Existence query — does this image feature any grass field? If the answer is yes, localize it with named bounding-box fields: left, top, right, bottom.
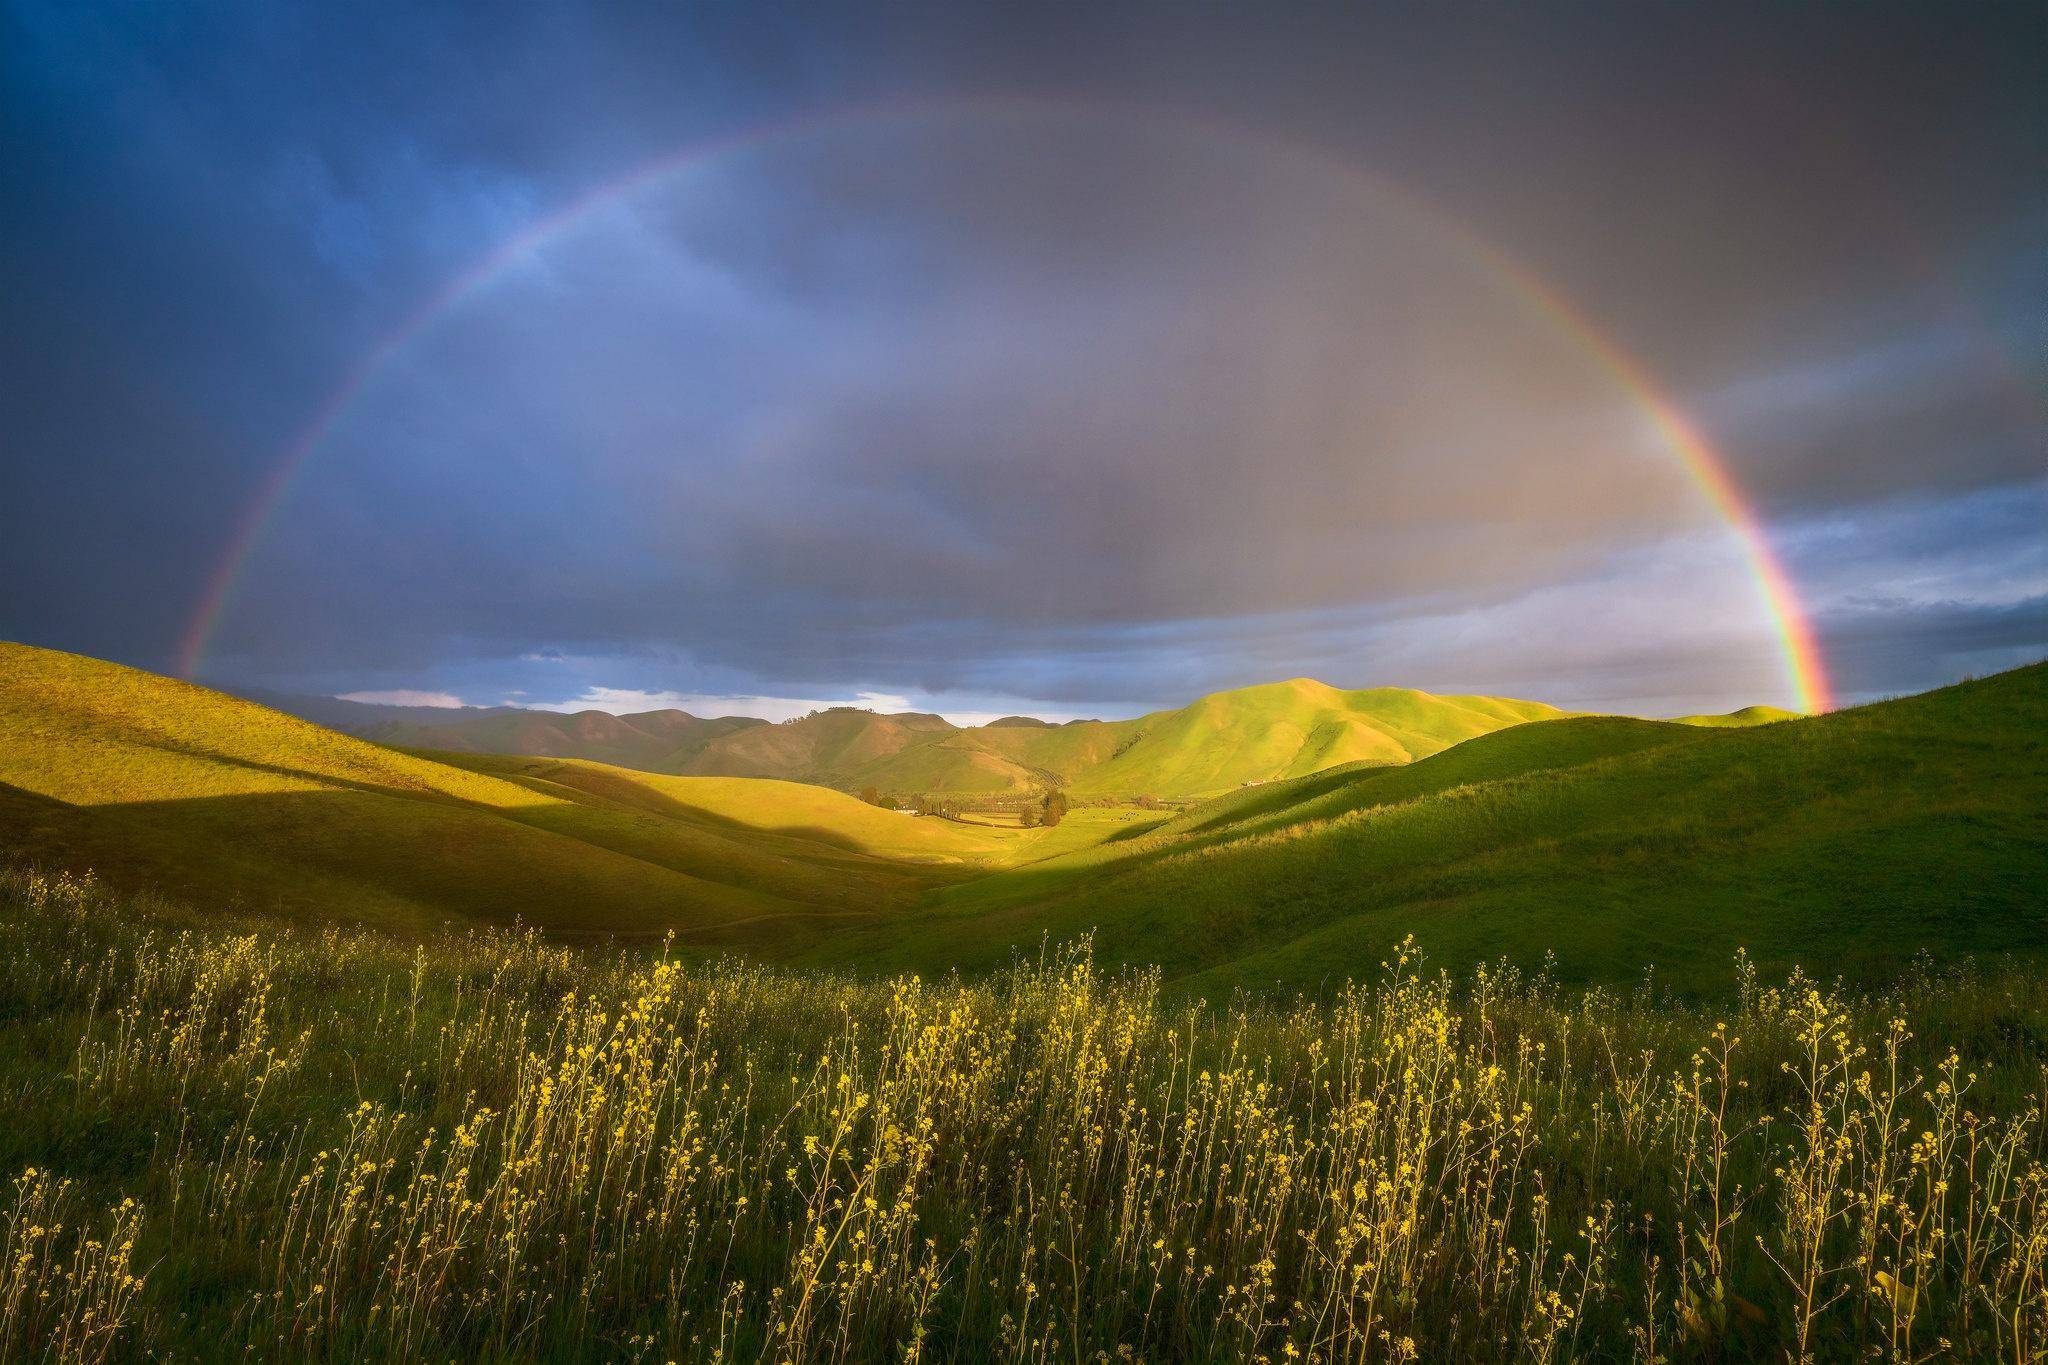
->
left=1, top=868, right=2042, bottom=1361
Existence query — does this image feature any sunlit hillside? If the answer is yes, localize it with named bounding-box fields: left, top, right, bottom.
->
left=1673, top=703, right=1803, bottom=727
left=793, top=678, right=1575, bottom=797
left=7, top=642, right=2039, bottom=995
left=824, top=665, right=2048, bottom=993
left=1056, top=679, right=1571, bottom=796
left=0, top=643, right=1105, bottom=944
left=349, top=675, right=1594, bottom=798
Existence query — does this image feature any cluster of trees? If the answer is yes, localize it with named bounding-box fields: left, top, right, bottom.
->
left=861, top=787, right=1160, bottom=823
left=1018, top=790, right=1069, bottom=828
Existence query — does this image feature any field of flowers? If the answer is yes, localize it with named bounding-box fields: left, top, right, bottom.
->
left=0, top=867, right=2042, bottom=1362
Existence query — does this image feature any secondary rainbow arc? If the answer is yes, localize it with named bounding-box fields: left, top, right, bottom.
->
left=176, top=98, right=1832, bottom=714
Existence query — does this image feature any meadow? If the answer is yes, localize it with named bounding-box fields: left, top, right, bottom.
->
left=3, top=867, right=2042, bottom=1362
left=824, top=665, right=2048, bottom=995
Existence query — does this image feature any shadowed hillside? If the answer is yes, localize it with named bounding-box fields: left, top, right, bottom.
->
left=378, top=706, right=764, bottom=769
left=682, top=706, right=956, bottom=781
left=816, top=665, right=2048, bottom=994
left=0, top=643, right=1067, bottom=944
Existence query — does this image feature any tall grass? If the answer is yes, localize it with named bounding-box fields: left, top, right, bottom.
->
left=0, top=868, right=2042, bottom=1361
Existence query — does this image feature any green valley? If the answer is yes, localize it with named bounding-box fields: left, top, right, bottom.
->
left=823, top=664, right=2047, bottom=993
left=4, top=640, right=2041, bottom=994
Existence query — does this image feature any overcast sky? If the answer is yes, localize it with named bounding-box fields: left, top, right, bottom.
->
left=3, top=1, right=2041, bottom=720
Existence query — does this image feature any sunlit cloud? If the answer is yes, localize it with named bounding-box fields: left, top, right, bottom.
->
left=525, top=686, right=880, bottom=723
left=335, top=689, right=467, bottom=708
left=519, top=685, right=1106, bottom=726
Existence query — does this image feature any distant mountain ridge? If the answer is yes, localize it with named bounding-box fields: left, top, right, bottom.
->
left=245, top=678, right=1788, bottom=800
left=233, top=688, right=770, bottom=774
left=376, top=707, right=767, bottom=772
left=233, top=688, right=532, bottom=731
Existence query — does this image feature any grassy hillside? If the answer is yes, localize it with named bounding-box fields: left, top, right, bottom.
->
left=682, top=707, right=956, bottom=781
left=7, top=641, right=2036, bottom=999
left=279, top=676, right=1590, bottom=799
left=1058, top=679, right=1569, bottom=796
left=0, top=643, right=1061, bottom=944
left=1673, top=703, right=1802, bottom=727
left=680, top=678, right=1578, bottom=798
left=376, top=707, right=764, bottom=769
left=430, top=754, right=1044, bottom=865
left=817, top=665, right=2048, bottom=994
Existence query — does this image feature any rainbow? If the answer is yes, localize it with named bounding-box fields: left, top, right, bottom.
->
left=1475, top=262, right=1834, bottom=716
left=177, top=99, right=1831, bottom=714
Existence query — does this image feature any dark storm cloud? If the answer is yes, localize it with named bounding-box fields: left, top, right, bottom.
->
left=1819, top=597, right=2047, bottom=703
left=1, top=0, right=803, bottom=660
left=203, top=116, right=1739, bottom=684
left=2, top=0, right=2041, bottom=715
left=1791, top=478, right=2048, bottom=702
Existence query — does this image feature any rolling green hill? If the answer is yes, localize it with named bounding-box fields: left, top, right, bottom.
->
left=1060, top=680, right=1570, bottom=796
left=1672, top=703, right=1802, bottom=727
left=289, top=677, right=1594, bottom=799
left=812, top=665, right=2048, bottom=994
left=7, top=641, right=2037, bottom=997
left=681, top=706, right=957, bottom=781
left=0, top=643, right=1070, bottom=946
left=676, top=678, right=1577, bottom=798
